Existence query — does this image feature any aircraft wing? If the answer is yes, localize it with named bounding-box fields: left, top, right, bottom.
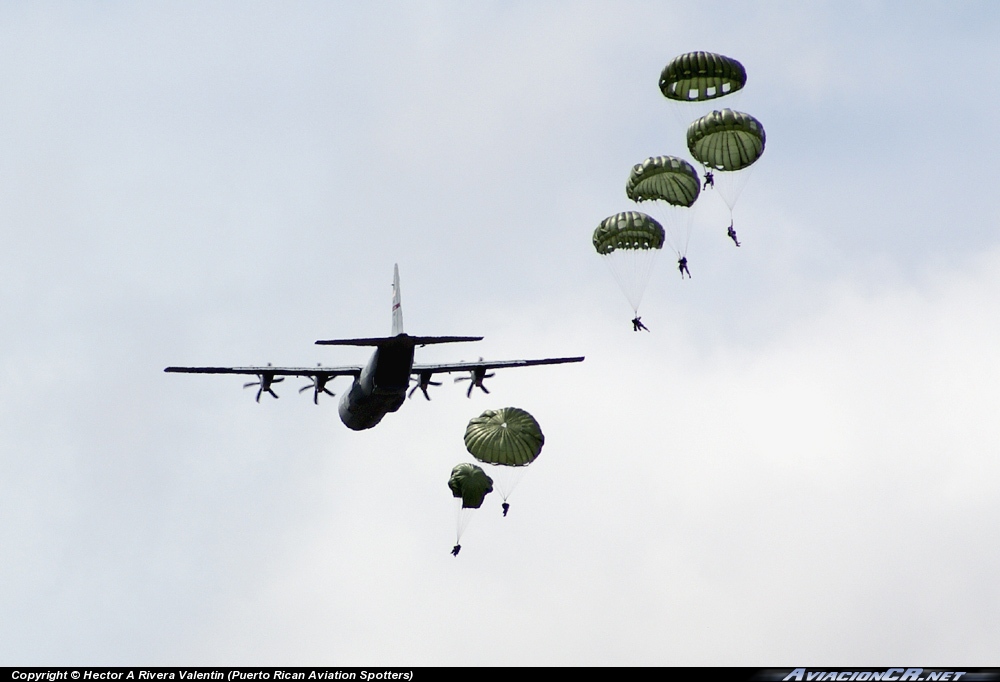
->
left=411, top=356, right=584, bottom=375
left=165, top=364, right=361, bottom=403
left=164, top=365, right=362, bottom=378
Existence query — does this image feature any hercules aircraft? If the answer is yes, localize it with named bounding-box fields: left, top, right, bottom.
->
left=165, top=265, right=584, bottom=431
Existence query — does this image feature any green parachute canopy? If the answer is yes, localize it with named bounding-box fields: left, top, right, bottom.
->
left=687, top=109, right=766, bottom=172
left=626, top=156, right=701, bottom=207
left=448, top=463, right=494, bottom=509
left=659, top=52, right=746, bottom=102
left=465, top=407, right=544, bottom=467
left=593, top=211, right=665, bottom=313
left=592, top=211, right=665, bottom=256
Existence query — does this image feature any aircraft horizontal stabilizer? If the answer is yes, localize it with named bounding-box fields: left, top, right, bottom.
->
left=315, top=334, right=483, bottom=347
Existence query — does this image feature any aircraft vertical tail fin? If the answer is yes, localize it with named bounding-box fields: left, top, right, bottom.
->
left=317, top=265, right=483, bottom=347
left=391, top=263, right=404, bottom=336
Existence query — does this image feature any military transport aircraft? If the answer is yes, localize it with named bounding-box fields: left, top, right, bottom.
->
left=165, top=265, right=584, bottom=431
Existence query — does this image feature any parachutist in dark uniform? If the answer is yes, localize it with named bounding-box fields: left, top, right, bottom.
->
left=678, top=256, right=691, bottom=279
left=727, top=222, right=741, bottom=247
left=502, top=502, right=510, bottom=517
left=703, top=170, right=714, bottom=190
left=451, top=544, right=461, bottom=556
left=631, top=316, right=649, bottom=332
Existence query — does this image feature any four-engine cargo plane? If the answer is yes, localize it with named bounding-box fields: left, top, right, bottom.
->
left=165, top=265, right=584, bottom=430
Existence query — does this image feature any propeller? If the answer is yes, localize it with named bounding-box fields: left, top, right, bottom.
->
left=299, top=366, right=336, bottom=405
left=408, top=370, right=442, bottom=400
left=243, top=364, right=284, bottom=402
left=454, top=359, right=495, bottom=398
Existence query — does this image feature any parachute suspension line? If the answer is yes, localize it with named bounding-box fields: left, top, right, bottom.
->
left=630, top=246, right=658, bottom=311
left=715, top=160, right=757, bottom=213
left=456, top=503, right=476, bottom=544
left=634, top=247, right=657, bottom=310
left=665, top=87, right=747, bottom=139
left=676, top=204, right=695, bottom=258
left=489, top=464, right=528, bottom=503
left=666, top=102, right=696, bottom=140
left=645, top=201, right=694, bottom=260
left=697, top=160, right=730, bottom=235
left=601, top=256, right=633, bottom=312
left=490, top=465, right=528, bottom=518
left=601, top=248, right=657, bottom=314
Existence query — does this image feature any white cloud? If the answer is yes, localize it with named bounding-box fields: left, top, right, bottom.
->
left=153, top=246, right=1000, bottom=664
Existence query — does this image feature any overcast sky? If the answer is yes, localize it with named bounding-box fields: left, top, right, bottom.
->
left=1, top=1, right=999, bottom=666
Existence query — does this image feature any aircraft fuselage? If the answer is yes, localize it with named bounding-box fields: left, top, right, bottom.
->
left=338, top=338, right=414, bottom=431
